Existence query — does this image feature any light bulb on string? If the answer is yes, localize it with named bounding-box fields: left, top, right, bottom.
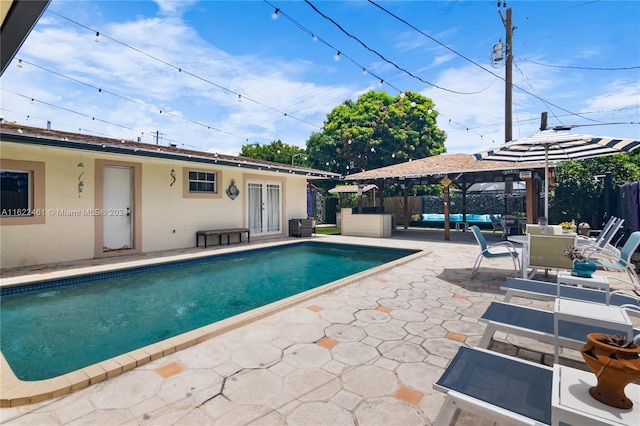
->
left=97, top=88, right=102, bottom=95
left=362, top=68, right=367, bottom=75
left=311, top=34, right=318, bottom=41
left=94, top=32, right=100, bottom=42
left=378, top=79, right=384, bottom=87
left=334, top=51, right=341, bottom=61
left=272, top=8, right=279, bottom=20
left=17, top=59, right=23, bottom=68
left=237, top=94, right=242, bottom=102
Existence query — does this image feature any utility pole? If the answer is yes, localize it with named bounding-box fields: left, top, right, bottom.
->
left=498, top=5, right=513, bottom=143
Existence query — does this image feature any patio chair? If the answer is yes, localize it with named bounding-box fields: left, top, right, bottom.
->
left=434, top=346, right=553, bottom=425
left=586, top=230, right=640, bottom=289
left=489, top=214, right=506, bottom=238
left=501, top=277, right=640, bottom=309
left=582, top=215, right=617, bottom=241
left=477, top=301, right=639, bottom=350
left=579, top=216, right=624, bottom=256
left=525, top=234, right=575, bottom=279
left=524, top=224, right=563, bottom=235
left=470, top=225, right=520, bottom=278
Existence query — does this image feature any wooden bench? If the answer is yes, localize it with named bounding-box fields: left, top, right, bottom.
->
left=196, top=228, right=250, bottom=248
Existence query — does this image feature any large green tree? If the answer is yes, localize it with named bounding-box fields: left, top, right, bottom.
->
left=239, top=140, right=306, bottom=165
left=551, top=151, right=640, bottom=227
left=306, top=91, right=446, bottom=174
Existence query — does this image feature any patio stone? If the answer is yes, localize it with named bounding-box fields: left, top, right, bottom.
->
left=283, top=368, right=339, bottom=401
left=330, top=342, right=379, bottom=366
left=354, top=397, right=424, bottom=425
left=229, top=342, right=282, bottom=368
left=223, top=369, right=281, bottom=405
left=364, top=323, right=407, bottom=340
left=378, top=341, right=428, bottom=363
left=283, top=344, right=332, bottom=368
left=341, top=365, right=398, bottom=397
left=286, top=401, right=354, bottom=425
left=88, top=371, right=162, bottom=409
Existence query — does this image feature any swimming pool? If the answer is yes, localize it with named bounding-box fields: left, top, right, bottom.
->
left=1, top=242, right=417, bottom=383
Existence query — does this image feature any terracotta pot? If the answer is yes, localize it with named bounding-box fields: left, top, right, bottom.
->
left=580, top=333, right=640, bottom=409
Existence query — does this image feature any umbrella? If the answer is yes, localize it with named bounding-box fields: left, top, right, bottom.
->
left=474, top=129, right=640, bottom=218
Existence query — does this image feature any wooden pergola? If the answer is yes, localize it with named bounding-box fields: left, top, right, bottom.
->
left=342, top=153, right=551, bottom=240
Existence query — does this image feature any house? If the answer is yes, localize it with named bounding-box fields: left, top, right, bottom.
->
left=0, top=123, right=339, bottom=269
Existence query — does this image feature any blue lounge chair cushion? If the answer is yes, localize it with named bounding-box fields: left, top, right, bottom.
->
left=435, top=346, right=552, bottom=424
left=501, top=278, right=640, bottom=306
left=481, top=302, right=638, bottom=343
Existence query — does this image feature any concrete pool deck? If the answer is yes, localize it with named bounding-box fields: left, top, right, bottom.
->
left=1, top=228, right=638, bottom=425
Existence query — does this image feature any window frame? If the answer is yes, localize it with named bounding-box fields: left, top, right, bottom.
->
left=0, top=159, right=46, bottom=225
left=182, top=167, right=221, bottom=199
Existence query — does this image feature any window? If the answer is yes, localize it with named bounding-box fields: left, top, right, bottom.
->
left=183, top=168, right=221, bottom=199
left=188, top=171, right=216, bottom=193
left=0, top=170, right=32, bottom=215
left=0, top=160, right=45, bottom=225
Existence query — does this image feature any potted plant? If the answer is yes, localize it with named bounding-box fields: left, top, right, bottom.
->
left=580, top=333, right=640, bottom=408
left=564, top=245, right=597, bottom=278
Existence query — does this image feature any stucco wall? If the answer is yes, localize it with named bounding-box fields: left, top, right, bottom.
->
left=0, top=142, right=311, bottom=268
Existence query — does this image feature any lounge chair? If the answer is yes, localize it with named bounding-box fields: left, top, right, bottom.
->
left=478, top=301, right=638, bottom=350
left=501, top=277, right=640, bottom=309
left=579, top=216, right=624, bottom=256
left=470, top=225, right=520, bottom=278
left=434, top=346, right=553, bottom=425
left=586, top=231, right=640, bottom=289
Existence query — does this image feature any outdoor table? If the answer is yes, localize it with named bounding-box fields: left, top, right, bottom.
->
left=552, top=364, right=640, bottom=425
left=553, top=298, right=633, bottom=364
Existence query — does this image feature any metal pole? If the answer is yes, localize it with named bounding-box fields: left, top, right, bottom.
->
left=505, top=7, right=513, bottom=143
left=544, top=145, right=549, bottom=219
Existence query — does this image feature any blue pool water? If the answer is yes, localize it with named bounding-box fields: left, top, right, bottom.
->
left=0, top=242, right=415, bottom=381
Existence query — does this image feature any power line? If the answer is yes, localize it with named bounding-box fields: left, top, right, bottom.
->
left=304, top=0, right=495, bottom=96
left=264, top=0, right=402, bottom=94
left=47, top=10, right=323, bottom=132
left=519, top=57, right=640, bottom=71
left=366, top=0, right=603, bottom=125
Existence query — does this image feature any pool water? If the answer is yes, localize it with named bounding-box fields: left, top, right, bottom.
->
left=1, top=242, right=415, bottom=381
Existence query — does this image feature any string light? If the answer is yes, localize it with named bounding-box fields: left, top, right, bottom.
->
left=362, top=68, right=367, bottom=75
left=334, top=51, right=341, bottom=61
left=97, top=88, right=102, bottom=95
left=17, top=59, right=23, bottom=68
left=378, top=79, right=384, bottom=87
left=238, top=94, right=242, bottom=102
left=271, top=8, right=279, bottom=20
left=94, top=31, right=100, bottom=42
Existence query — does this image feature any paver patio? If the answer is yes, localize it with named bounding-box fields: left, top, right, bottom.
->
left=1, top=229, right=637, bottom=425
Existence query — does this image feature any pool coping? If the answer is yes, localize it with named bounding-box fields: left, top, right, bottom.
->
left=0, top=240, right=431, bottom=407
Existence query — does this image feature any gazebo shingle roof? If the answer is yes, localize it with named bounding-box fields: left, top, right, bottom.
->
left=343, top=153, right=546, bottom=181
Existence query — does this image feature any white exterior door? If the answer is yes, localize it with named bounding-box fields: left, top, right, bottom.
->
left=247, top=181, right=281, bottom=236
left=103, top=165, right=133, bottom=251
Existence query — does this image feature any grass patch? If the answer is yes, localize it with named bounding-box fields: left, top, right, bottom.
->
left=315, top=226, right=341, bottom=235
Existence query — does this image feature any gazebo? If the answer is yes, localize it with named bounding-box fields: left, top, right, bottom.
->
left=342, top=153, right=549, bottom=239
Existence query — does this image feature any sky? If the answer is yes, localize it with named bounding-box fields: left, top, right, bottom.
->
left=1, top=0, right=639, bottom=157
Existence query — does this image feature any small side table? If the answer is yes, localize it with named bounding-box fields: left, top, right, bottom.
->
left=557, top=271, right=610, bottom=303
left=454, top=222, right=469, bottom=231
left=553, top=298, right=633, bottom=364
left=552, top=364, right=640, bottom=425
